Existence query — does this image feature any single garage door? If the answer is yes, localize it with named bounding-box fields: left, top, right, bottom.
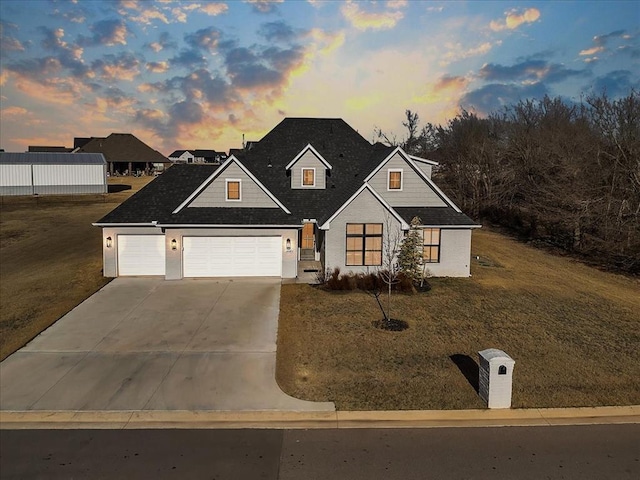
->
left=183, top=236, right=282, bottom=277
left=117, top=235, right=166, bottom=276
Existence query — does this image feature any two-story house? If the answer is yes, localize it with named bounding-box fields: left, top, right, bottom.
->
left=95, top=118, right=479, bottom=279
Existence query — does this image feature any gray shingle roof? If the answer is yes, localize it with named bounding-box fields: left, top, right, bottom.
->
left=97, top=118, right=476, bottom=228
left=394, top=207, right=479, bottom=227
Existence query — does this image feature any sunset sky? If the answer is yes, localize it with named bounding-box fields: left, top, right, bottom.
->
left=1, top=0, right=638, bottom=155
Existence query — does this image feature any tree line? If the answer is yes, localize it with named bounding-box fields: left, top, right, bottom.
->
left=378, top=92, right=640, bottom=275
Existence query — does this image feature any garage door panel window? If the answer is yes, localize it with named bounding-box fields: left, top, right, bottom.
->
left=346, top=223, right=383, bottom=266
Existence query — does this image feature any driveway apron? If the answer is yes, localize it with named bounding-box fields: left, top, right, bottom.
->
left=0, top=278, right=334, bottom=412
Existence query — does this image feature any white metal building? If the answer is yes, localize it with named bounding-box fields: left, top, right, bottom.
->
left=0, top=152, right=107, bottom=196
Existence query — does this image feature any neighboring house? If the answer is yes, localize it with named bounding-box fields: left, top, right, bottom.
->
left=95, top=118, right=479, bottom=279
left=168, top=149, right=228, bottom=165
left=28, top=146, right=74, bottom=153
left=0, top=152, right=107, bottom=196
left=75, top=133, right=172, bottom=176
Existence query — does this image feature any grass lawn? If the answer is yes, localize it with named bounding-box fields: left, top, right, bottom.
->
left=276, top=229, right=640, bottom=410
left=0, top=177, right=153, bottom=360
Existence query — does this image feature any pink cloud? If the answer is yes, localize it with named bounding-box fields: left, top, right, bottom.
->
left=2, top=106, right=28, bottom=116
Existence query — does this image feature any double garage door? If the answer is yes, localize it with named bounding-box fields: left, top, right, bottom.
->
left=116, top=235, right=282, bottom=277
left=183, top=236, right=282, bottom=277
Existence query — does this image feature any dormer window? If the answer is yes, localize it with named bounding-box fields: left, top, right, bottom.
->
left=226, top=179, right=241, bottom=201
left=388, top=169, right=403, bottom=190
left=286, top=144, right=331, bottom=190
left=302, top=168, right=315, bottom=187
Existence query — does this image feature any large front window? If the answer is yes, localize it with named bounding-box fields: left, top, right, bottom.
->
left=346, top=223, right=382, bottom=266
left=423, top=228, right=440, bottom=263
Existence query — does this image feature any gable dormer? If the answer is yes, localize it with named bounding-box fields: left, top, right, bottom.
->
left=365, top=147, right=447, bottom=208
left=172, top=156, right=290, bottom=213
left=285, top=144, right=332, bottom=189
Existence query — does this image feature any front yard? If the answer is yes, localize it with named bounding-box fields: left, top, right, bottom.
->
left=2, top=186, right=638, bottom=410
left=0, top=177, right=153, bottom=360
left=276, top=229, right=640, bottom=410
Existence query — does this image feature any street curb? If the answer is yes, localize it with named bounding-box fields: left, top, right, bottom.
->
left=1, top=406, right=638, bottom=430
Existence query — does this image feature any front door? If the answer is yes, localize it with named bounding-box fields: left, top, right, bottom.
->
left=301, top=223, right=315, bottom=260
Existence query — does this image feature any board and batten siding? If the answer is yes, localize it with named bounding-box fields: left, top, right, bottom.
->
left=324, top=188, right=403, bottom=275
left=0, top=163, right=107, bottom=195
left=189, top=163, right=278, bottom=208
left=289, top=151, right=326, bottom=189
left=33, top=164, right=107, bottom=194
left=0, top=164, right=33, bottom=195
left=368, top=153, right=445, bottom=207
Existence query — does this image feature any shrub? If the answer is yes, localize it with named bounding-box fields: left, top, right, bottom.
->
left=326, top=267, right=342, bottom=290
left=322, top=269, right=429, bottom=294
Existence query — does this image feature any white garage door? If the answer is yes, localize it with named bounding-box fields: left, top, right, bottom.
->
left=117, top=235, right=166, bottom=276
left=183, top=236, right=282, bottom=277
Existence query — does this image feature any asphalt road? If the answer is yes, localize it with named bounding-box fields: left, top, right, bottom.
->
left=1, top=424, right=638, bottom=479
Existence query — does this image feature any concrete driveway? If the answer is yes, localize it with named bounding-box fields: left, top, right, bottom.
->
left=0, top=278, right=334, bottom=412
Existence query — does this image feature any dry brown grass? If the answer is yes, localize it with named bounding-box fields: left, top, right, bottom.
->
left=276, top=229, right=640, bottom=410
left=0, top=177, right=154, bottom=360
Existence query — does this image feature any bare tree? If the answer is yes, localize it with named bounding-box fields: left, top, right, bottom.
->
left=379, top=214, right=403, bottom=323
left=364, top=213, right=404, bottom=325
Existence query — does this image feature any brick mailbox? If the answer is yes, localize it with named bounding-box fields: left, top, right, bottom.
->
left=478, top=349, right=515, bottom=409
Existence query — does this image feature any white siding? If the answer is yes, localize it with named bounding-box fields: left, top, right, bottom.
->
left=190, top=163, right=278, bottom=208
left=368, top=152, right=445, bottom=207
left=0, top=163, right=107, bottom=195
left=324, top=188, right=403, bottom=274
left=324, top=188, right=473, bottom=277
left=289, top=151, right=326, bottom=189
left=0, top=164, right=31, bottom=186
left=423, top=229, right=472, bottom=277
left=33, top=164, right=105, bottom=186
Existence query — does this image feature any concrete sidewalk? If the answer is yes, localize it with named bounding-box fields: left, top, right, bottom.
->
left=1, top=405, right=638, bottom=430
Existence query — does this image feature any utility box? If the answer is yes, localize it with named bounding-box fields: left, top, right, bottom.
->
left=478, top=349, right=515, bottom=409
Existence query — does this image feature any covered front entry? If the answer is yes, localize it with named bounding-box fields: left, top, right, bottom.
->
left=183, top=236, right=282, bottom=277
left=300, top=222, right=315, bottom=261
left=117, top=235, right=166, bottom=276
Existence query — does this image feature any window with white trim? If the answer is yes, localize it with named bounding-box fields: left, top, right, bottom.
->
left=302, top=168, right=315, bottom=187
left=388, top=169, right=403, bottom=190
left=226, top=179, right=241, bottom=201
left=423, top=228, right=440, bottom=263
left=346, top=223, right=383, bottom=266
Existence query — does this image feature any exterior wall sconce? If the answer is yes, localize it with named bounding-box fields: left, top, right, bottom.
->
left=286, top=238, right=292, bottom=251
left=171, top=239, right=177, bottom=251
left=106, top=236, right=112, bottom=248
